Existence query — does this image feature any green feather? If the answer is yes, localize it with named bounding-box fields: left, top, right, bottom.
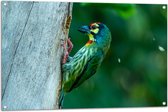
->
left=72, top=49, right=104, bottom=89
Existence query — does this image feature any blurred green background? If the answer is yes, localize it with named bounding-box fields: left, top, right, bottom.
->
left=64, top=3, right=167, bottom=108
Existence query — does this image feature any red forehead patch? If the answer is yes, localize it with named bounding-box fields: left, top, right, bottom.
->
left=90, top=22, right=101, bottom=26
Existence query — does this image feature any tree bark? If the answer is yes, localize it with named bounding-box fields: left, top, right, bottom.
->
left=1, top=1, right=72, bottom=110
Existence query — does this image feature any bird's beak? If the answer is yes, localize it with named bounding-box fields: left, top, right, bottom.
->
left=78, top=25, right=90, bottom=34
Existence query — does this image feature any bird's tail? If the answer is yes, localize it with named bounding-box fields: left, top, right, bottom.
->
left=59, top=90, right=65, bottom=109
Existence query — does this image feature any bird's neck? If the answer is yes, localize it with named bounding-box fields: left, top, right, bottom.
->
left=85, top=34, right=96, bottom=46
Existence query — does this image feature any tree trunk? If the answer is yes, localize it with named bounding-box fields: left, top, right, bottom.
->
left=1, top=1, right=72, bottom=110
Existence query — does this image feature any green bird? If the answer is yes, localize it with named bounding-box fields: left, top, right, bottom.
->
left=59, top=22, right=112, bottom=108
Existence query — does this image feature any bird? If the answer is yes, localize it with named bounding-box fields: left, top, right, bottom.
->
left=59, top=22, right=112, bottom=108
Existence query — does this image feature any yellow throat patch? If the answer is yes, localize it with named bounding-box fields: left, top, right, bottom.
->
left=85, top=34, right=95, bottom=46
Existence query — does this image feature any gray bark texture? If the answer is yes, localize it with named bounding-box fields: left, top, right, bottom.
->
left=1, top=1, right=72, bottom=110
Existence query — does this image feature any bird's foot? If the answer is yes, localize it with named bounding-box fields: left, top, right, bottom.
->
left=61, top=37, right=73, bottom=64
left=67, top=38, right=73, bottom=53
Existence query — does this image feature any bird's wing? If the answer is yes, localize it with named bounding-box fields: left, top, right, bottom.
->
left=70, top=49, right=104, bottom=90
left=62, top=47, right=88, bottom=92
left=62, top=46, right=104, bottom=92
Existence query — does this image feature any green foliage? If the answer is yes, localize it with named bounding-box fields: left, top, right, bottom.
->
left=64, top=3, right=167, bottom=108
left=79, top=3, right=136, bottom=19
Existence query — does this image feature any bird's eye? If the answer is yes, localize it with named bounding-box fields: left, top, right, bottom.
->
left=91, top=25, right=97, bottom=29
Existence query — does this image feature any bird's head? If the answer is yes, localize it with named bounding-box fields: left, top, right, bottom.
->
left=78, top=22, right=111, bottom=45
left=78, top=22, right=101, bottom=36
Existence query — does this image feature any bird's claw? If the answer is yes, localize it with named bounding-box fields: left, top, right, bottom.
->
left=61, top=37, right=73, bottom=64
left=67, top=38, right=73, bottom=53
